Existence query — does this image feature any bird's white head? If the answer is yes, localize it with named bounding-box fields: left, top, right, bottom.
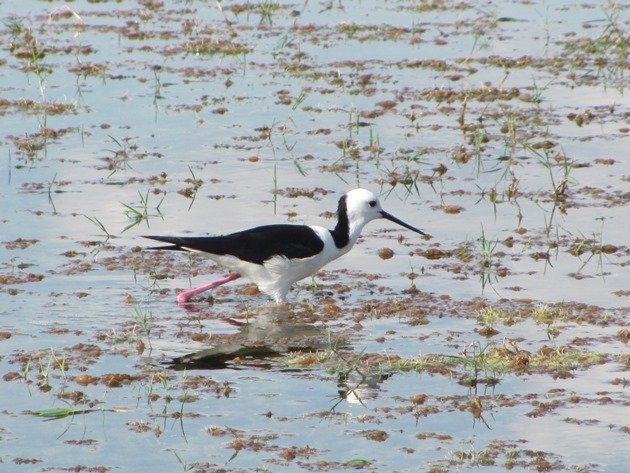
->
left=343, top=188, right=426, bottom=236
left=344, top=188, right=385, bottom=224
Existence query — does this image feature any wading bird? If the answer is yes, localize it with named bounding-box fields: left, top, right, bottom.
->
left=144, top=188, right=425, bottom=304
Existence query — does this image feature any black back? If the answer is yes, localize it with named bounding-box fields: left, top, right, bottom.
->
left=144, top=224, right=325, bottom=265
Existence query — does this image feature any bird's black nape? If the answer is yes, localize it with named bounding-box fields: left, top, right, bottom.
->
left=329, top=194, right=350, bottom=248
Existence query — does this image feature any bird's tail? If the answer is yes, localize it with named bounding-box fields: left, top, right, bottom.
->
left=145, top=244, right=186, bottom=251
left=143, top=235, right=187, bottom=252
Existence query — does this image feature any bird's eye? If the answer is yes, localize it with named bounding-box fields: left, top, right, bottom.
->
left=368, top=200, right=377, bottom=208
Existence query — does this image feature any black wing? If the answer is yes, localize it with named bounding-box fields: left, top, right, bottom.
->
left=144, top=224, right=324, bottom=265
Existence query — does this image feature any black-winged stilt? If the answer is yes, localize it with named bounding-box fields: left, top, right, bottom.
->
left=144, top=188, right=426, bottom=304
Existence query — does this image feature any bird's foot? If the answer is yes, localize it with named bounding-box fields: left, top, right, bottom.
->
left=176, top=292, right=192, bottom=304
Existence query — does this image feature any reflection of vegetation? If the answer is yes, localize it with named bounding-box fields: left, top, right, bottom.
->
left=568, top=220, right=617, bottom=275
left=477, top=225, right=499, bottom=293
left=152, top=66, right=164, bottom=104
left=287, top=332, right=372, bottom=408
left=103, top=135, right=134, bottom=176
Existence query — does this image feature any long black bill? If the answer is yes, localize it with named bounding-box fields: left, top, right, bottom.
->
left=380, top=211, right=426, bottom=236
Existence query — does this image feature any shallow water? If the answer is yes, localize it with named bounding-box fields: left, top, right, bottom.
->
left=1, top=0, right=629, bottom=471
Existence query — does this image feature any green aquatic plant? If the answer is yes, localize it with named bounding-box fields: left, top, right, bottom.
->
left=569, top=219, right=615, bottom=276
left=258, top=0, right=278, bottom=26
left=368, top=125, right=381, bottom=160
left=476, top=307, right=508, bottom=332
left=104, top=135, right=133, bottom=177
left=173, top=451, right=194, bottom=472
left=31, top=406, right=91, bottom=420
left=121, top=189, right=164, bottom=233
left=83, top=214, right=113, bottom=240
left=272, top=162, right=278, bottom=215
left=37, top=352, right=53, bottom=389
left=50, top=349, right=68, bottom=383
left=182, top=165, right=202, bottom=210
left=443, top=341, right=503, bottom=387
left=47, top=173, right=58, bottom=214
left=343, top=459, right=372, bottom=468
left=533, top=147, right=574, bottom=203
left=381, top=149, right=429, bottom=198
left=20, top=358, right=32, bottom=381
left=132, top=307, right=154, bottom=350
left=4, top=16, right=24, bottom=45
left=31, top=404, right=127, bottom=420
left=12, top=25, right=49, bottom=100
left=531, top=303, right=565, bottom=340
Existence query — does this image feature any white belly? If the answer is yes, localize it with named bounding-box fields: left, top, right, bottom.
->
left=203, top=225, right=352, bottom=302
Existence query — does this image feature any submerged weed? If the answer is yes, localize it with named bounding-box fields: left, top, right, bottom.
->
left=31, top=405, right=127, bottom=420
left=31, top=405, right=91, bottom=420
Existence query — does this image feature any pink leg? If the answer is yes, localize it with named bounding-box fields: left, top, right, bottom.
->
left=176, top=273, right=241, bottom=304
